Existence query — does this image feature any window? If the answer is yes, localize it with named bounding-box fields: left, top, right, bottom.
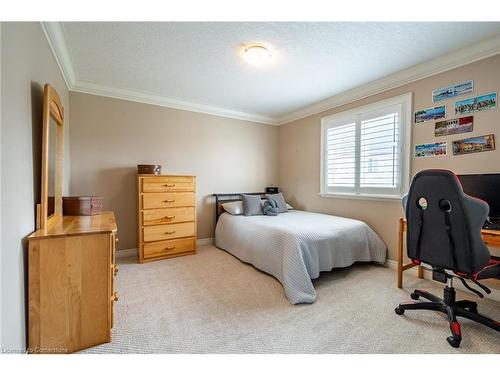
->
left=320, top=93, right=412, bottom=200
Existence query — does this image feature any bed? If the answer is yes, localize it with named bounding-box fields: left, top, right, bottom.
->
left=213, top=193, right=387, bottom=304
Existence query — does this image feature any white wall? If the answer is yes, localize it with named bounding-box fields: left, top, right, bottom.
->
left=0, top=23, right=70, bottom=352
left=69, top=92, right=279, bottom=251
left=279, top=54, right=500, bottom=263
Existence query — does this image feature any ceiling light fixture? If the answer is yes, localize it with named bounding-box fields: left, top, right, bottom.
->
left=242, top=45, right=272, bottom=66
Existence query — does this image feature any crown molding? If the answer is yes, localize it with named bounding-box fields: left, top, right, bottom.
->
left=41, top=21, right=278, bottom=125
left=41, top=22, right=76, bottom=88
left=41, top=21, right=500, bottom=127
left=71, top=80, right=279, bottom=125
left=277, top=33, right=500, bottom=125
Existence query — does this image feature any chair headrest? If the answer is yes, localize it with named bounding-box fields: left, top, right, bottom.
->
left=404, top=169, right=491, bottom=274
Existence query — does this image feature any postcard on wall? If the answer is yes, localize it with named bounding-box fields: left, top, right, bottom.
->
left=414, top=105, right=446, bottom=124
left=434, top=116, right=473, bottom=137
left=415, top=142, right=447, bottom=158
left=452, top=134, right=495, bottom=156
left=432, top=80, right=473, bottom=102
left=455, top=92, right=497, bottom=115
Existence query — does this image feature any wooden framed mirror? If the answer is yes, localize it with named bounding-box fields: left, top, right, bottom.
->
left=38, top=83, right=64, bottom=230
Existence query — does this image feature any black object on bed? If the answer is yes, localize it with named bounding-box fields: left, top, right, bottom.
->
left=213, top=192, right=267, bottom=222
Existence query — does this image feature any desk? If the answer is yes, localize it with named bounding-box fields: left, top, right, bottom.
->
left=397, top=217, right=500, bottom=288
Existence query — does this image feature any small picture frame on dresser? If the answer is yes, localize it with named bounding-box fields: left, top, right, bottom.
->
left=137, top=164, right=162, bottom=175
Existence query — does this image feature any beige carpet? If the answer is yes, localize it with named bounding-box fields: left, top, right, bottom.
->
left=84, top=245, right=500, bottom=354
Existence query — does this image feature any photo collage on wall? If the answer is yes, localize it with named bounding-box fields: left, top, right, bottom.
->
left=414, top=79, right=497, bottom=158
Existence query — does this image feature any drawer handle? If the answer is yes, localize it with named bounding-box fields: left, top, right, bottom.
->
left=165, top=215, right=176, bottom=219
left=112, top=292, right=119, bottom=302
left=164, top=230, right=176, bottom=235
left=163, top=199, right=176, bottom=203
left=163, top=245, right=176, bottom=251
left=113, top=265, right=119, bottom=275
left=164, top=183, right=176, bottom=187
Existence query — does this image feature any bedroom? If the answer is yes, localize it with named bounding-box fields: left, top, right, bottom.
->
left=1, top=0, right=500, bottom=371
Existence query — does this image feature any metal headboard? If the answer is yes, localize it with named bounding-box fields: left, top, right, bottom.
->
left=213, top=192, right=267, bottom=222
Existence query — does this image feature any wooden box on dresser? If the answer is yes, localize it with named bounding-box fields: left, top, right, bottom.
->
left=27, top=212, right=119, bottom=353
left=137, top=175, right=197, bottom=263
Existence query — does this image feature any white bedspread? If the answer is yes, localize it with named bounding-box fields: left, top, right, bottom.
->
left=215, top=210, right=387, bottom=304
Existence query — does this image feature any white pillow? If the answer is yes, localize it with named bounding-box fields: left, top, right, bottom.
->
left=221, top=201, right=243, bottom=215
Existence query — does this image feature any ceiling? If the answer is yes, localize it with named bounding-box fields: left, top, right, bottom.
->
left=48, top=22, right=500, bottom=124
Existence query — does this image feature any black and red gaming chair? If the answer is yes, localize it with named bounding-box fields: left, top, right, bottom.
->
left=395, top=169, right=500, bottom=348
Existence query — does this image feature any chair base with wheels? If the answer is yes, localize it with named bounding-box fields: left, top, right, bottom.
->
left=395, top=276, right=500, bottom=348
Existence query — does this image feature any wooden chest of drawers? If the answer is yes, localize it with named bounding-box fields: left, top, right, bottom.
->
left=27, top=212, right=118, bottom=353
left=137, top=175, right=197, bottom=263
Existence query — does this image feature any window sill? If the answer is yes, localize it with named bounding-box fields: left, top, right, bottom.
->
left=319, top=192, right=403, bottom=202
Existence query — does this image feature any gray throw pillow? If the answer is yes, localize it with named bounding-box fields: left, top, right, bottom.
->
left=242, top=194, right=263, bottom=216
left=262, top=199, right=279, bottom=216
left=265, top=192, right=288, bottom=213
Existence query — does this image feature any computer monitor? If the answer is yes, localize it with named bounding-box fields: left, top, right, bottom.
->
left=457, top=173, right=500, bottom=221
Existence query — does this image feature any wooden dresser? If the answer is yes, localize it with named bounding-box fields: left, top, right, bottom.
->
left=137, top=175, right=197, bottom=263
left=27, top=212, right=118, bottom=353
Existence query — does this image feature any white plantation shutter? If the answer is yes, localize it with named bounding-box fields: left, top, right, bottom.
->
left=327, top=123, right=356, bottom=187
left=360, top=112, right=399, bottom=188
left=321, top=94, right=411, bottom=199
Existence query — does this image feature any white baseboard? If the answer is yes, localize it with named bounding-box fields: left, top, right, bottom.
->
left=385, top=259, right=500, bottom=302
left=116, top=238, right=215, bottom=259
left=116, top=248, right=138, bottom=259
left=197, top=237, right=214, bottom=246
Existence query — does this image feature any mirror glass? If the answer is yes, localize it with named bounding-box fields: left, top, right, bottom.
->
left=47, top=116, right=57, bottom=217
